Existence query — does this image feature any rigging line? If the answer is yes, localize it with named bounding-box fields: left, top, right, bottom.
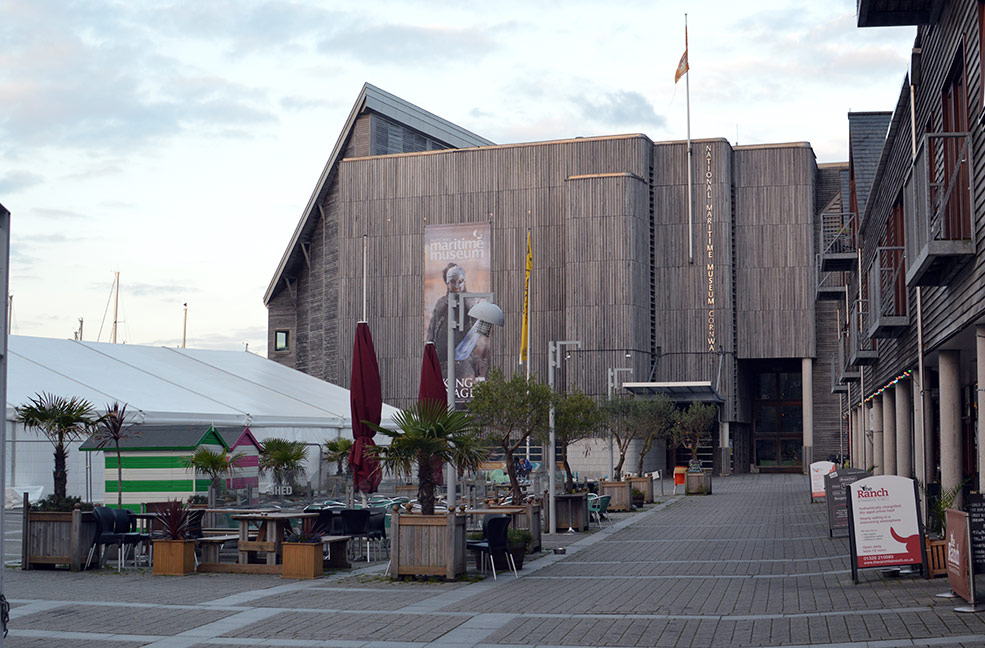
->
left=96, top=273, right=116, bottom=343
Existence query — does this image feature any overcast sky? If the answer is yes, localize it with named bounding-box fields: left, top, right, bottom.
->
left=0, top=0, right=914, bottom=355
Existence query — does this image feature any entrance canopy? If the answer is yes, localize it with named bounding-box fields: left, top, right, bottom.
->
left=623, top=381, right=725, bottom=403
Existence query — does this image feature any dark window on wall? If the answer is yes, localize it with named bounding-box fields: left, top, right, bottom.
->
left=274, top=330, right=290, bottom=352
left=942, top=44, right=972, bottom=239
left=371, top=115, right=450, bottom=156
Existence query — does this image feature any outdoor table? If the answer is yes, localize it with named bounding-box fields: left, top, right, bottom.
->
left=231, top=511, right=318, bottom=567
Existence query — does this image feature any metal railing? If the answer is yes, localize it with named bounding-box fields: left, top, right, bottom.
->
left=869, top=246, right=906, bottom=318
left=816, top=253, right=846, bottom=293
left=820, top=211, right=857, bottom=256
left=849, top=298, right=876, bottom=357
left=904, top=132, right=974, bottom=264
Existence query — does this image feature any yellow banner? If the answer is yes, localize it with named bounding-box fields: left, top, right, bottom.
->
left=519, top=230, right=532, bottom=364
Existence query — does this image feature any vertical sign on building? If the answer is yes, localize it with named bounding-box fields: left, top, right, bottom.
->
left=704, top=144, right=716, bottom=353
left=423, top=223, right=492, bottom=407
left=847, top=475, right=926, bottom=583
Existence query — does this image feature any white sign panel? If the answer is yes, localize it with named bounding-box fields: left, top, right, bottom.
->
left=849, top=475, right=922, bottom=570
left=810, top=460, right=836, bottom=500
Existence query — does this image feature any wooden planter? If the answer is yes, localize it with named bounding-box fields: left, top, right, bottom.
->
left=926, top=538, right=947, bottom=578
left=600, top=481, right=632, bottom=512
left=152, top=539, right=196, bottom=576
left=554, top=493, right=589, bottom=531
left=282, top=542, right=323, bottom=579
left=21, top=497, right=98, bottom=571
left=685, top=470, right=713, bottom=495
left=390, top=512, right=467, bottom=580
left=395, top=484, right=418, bottom=496
left=627, top=476, right=654, bottom=503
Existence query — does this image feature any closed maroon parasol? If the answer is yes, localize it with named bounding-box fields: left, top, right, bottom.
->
left=348, top=321, right=383, bottom=493
left=418, top=342, right=446, bottom=486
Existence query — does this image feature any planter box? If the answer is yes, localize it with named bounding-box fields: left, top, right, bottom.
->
left=21, top=496, right=98, bottom=571
left=685, top=470, right=713, bottom=495
left=600, top=481, right=632, bottom=511
left=554, top=493, right=589, bottom=531
left=395, top=484, right=418, bottom=496
left=390, top=512, right=467, bottom=580
left=152, top=539, right=196, bottom=576
left=926, top=538, right=947, bottom=578
left=627, top=476, right=654, bottom=503
left=282, top=542, right=323, bottom=579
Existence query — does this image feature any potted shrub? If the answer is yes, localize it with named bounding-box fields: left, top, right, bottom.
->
left=16, top=394, right=99, bottom=571
left=152, top=500, right=196, bottom=576
left=631, top=488, right=645, bottom=508
left=282, top=518, right=328, bottom=579
left=675, top=402, right=717, bottom=495
left=369, top=401, right=486, bottom=580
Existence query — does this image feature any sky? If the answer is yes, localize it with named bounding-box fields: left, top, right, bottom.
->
left=0, top=0, right=916, bottom=356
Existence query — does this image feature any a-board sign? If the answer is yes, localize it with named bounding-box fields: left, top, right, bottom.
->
left=966, top=493, right=985, bottom=572
left=945, top=509, right=973, bottom=604
left=824, top=468, right=869, bottom=538
left=810, top=461, right=836, bottom=501
left=847, top=475, right=927, bottom=583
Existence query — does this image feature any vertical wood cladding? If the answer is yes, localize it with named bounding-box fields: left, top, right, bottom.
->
left=734, top=145, right=817, bottom=360
left=855, top=1, right=985, bottom=396
left=651, top=139, right=737, bottom=421
left=333, top=135, right=652, bottom=407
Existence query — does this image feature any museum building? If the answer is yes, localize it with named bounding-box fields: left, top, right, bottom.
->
left=264, top=82, right=863, bottom=477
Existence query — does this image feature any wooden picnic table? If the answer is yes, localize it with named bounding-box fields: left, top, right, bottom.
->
left=195, top=510, right=317, bottom=574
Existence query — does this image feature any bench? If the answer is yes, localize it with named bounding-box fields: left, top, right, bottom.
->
left=195, top=534, right=239, bottom=564
left=320, top=535, right=352, bottom=568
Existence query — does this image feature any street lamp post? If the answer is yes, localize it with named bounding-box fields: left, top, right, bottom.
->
left=607, top=367, right=632, bottom=478
left=445, top=292, right=503, bottom=509
left=547, top=339, right=581, bottom=535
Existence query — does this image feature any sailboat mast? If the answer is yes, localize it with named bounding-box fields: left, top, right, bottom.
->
left=111, top=271, right=119, bottom=344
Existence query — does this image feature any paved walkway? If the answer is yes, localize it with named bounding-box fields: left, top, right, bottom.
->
left=5, top=474, right=985, bottom=647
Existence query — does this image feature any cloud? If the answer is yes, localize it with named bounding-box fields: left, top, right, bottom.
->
left=31, top=208, right=89, bottom=221
left=280, top=96, right=332, bottom=111
left=89, top=281, right=199, bottom=298
left=146, top=324, right=267, bottom=352
left=319, top=23, right=497, bottom=64
left=0, top=170, right=44, bottom=193
left=19, top=233, right=75, bottom=244
left=574, top=91, right=667, bottom=131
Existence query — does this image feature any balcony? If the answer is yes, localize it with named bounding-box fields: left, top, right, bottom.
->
left=819, top=211, right=858, bottom=272
left=839, top=334, right=861, bottom=382
left=848, top=299, right=879, bottom=366
left=830, top=353, right=849, bottom=394
left=867, top=246, right=908, bottom=338
left=857, top=0, right=939, bottom=27
left=815, top=253, right=847, bottom=301
left=904, top=132, right=975, bottom=286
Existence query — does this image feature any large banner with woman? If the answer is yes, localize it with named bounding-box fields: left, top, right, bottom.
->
left=423, top=223, right=492, bottom=408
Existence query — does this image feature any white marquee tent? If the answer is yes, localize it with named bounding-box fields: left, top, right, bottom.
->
left=6, top=335, right=399, bottom=502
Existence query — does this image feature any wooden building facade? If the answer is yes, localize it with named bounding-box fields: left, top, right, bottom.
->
left=822, top=0, right=985, bottom=504
left=266, top=83, right=844, bottom=476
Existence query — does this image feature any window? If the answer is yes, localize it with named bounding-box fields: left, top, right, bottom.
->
left=274, top=330, right=290, bottom=352
left=941, top=45, right=971, bottom=239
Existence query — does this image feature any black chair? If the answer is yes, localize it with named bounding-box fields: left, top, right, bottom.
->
left=86, top=507, right=124, bottom=571
left=367, top=509, right=387, bottom=560
left=113, top=508, right=150, bottom=568
left=471, top=514, right=517, bottom=580
left=185, top=509, right=205, bottom=539
left=340, top=509, right=371, bottom=562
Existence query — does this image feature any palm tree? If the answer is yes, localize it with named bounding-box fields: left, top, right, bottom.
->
left=323, top=437, right=353, bottom=476
left=16, top=393, right=96, bottom=500
left=259, top=438, right=308, bottom=489
left=368, top=400, right=486, bottom=515
left=90, top=402, right=141, bottom=508
left=182, top=446, right=244, bottom=509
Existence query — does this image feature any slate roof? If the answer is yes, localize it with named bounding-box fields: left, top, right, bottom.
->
left=848, top=111, right=892, bottom=217
left=860, top=77, right=911, bottom=226
left=265, top=83, right=493, bottom=304
left=81, top=424, right=233, bottom=451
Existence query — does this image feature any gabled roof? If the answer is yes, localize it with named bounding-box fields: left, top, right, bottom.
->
left=219, top=425, right=262, bottom=450
left=264, top=83, right=493, bottom=305
left=848, top=111, right=892, bottom=217
left=81, top=424, right=230, bottom=452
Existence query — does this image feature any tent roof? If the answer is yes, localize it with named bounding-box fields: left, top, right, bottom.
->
left=8, top=336, right=400, bottom=430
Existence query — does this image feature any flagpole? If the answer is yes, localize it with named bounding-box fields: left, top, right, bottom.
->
left=685, top=14, right=693, bottom=265
left=525, top=228, right=532, bottom=462
left=361, top=234, right=367, bottom=322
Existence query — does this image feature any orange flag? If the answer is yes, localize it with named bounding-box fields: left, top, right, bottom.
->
left=675, top=49, right=688, bottom=83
